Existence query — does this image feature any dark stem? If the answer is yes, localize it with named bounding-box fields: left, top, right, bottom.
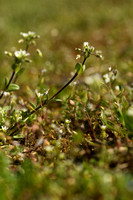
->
left=28, top=57, right=86, bottom=116
left=25, top=43, right=29, bottom=52
left=8, top=57, right=87, bottom=135
left=28, top=72, right=78, bottom=116
left=0, top=70, right=15, bottom=100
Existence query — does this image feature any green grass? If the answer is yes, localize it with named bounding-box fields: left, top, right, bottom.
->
left=0, top=0, right=133, bottom=199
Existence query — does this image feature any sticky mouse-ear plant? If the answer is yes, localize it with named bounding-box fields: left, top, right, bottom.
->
left=8, top=41, right=103, bottom=135
left=0, top=31, right=41, bottom=101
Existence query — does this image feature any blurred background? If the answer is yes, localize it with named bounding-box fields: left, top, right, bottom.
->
left=0, top=0, right=133, bottom=94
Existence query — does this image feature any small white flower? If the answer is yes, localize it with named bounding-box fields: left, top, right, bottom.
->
left=73, top=81, right=77, bottom=85
left=14, top=49, right=30, bottom=59
left=115, top=85, right=120, bottom=91
left=90, top=46, right=95, bottom=51
left=28, top=31, right=36, bottom=36
left=20, top=32, right=28, bottom=38
left=101, top=125, right=106, bottom=130
left=38, top=93, right=43, bottom=97
left=59, top=129, right=63, bottom=134
left=65, top=119, right=71, bottom=124
left=103, top=74, right=110, bottom=83
left=83, top=42, right=89, bottom=47
left=4, top=92, right=10, bottom=96
left=20, top=31, right=40, bottom=39
left=1, top=126, right=8, bottom=131
left=108, top=66, right=112, bottom=71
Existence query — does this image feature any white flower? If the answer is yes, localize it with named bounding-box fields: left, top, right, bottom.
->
left=83, top=42, right=89, bottom=47
left=20, top=31, right=40, bottom=39
left=28, top=31, right=36, bottom=36
left=4, top=92, right=10, bottom=96
left=103, top=74, right=110, bottom=83
left=1, top=126, right=8, bottom=131
left=89, top=46, right=95, bottom=51
left=20, top=32, right=29, bottom=38
left=115, top=85, right=120, bottom=91
left=65, top=119, right=71, bottom=124
left=14, top=49, right=30, bottom=59
left=108, top=66, right=112, bottom=71
left=101, top=125, right=106, bottom=130
left=38, top=93, right=43, bottom=97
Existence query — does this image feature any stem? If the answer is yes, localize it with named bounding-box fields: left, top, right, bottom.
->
left=29, top=72, right=78, bottom=116
left=13, top=44, right=29, bottom=84
left=0, top=44, right=29, bottom=100
left=25, top=42, right=29, bottom=52
left=28, top=57, right=86, bottom=116
left=8, top=57, right=87, bottom=135
left=0, top=70, right=15, bottom=100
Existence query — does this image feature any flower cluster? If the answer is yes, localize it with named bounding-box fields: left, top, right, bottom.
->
left=103, top=67, right=117, bottom=84
left=14, top=49, right=30, bottom=59
left=19, top=31, right=40, bottom=43
left=13, top=49, right=31, bottom=64
left=75, top=42, right=103, bottom=60
left=83, top=42, right=95, bottom=58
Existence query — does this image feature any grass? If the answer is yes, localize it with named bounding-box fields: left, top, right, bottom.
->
left=0, top=0, right=133, bottom=199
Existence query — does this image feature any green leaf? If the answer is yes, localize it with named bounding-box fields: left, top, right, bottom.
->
left=7, top=84, right=20, bottom=92
left=12, top=63, right=21, bottom=72
left=16, top=68, right=25, bottom=77
left=75, top=63, right=85, bottom=74
left=4, top=77, right=9, bottom=89
left=29, top=102, right=36, bottom=110
left=11, top=63, right=17, bottom=70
